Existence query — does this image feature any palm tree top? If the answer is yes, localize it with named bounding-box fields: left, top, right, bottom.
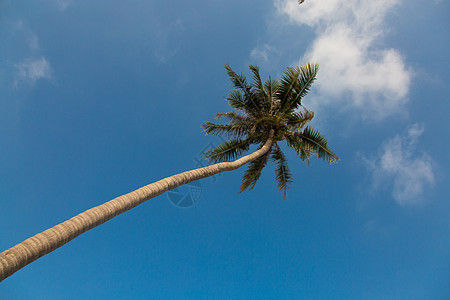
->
left=202, top=63, right=339, bottom=199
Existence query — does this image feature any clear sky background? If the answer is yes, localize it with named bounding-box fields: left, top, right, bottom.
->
left=1, top=0, right=449, bottom=299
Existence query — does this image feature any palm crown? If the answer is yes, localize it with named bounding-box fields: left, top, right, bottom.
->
left=202, top=63, right=339, bottom=198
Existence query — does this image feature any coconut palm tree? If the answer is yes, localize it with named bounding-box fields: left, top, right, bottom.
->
left=204, top=63, right=339, bottom=199
left=0, top=63, right=338, bottom=282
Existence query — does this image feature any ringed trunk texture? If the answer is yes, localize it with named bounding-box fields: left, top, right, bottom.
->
left=0, top=132, right=274, bottom=282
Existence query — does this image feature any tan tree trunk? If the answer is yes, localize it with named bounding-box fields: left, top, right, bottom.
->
left=0, top=132, right=274, bottom=282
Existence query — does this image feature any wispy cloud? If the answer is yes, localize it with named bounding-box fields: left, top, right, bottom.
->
left=26, top=32, right=40, bottom=51
left=11, top=20, right=40, bottom=50
left=152, top=18, right=186, bottom=63
left=275, top=0, right=411, bottom=119
left=54, top=0, right=72, bottom=11
left=364, top=124, right=435, bottom=206
left=14, top=57, right=52, bottom=86
left=250, top=44, right=277, bottom=63
left=7, top=20, right=54, bottom=88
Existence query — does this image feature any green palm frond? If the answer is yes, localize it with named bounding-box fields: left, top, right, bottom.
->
left=300, top=127, right=339, bottom=163
left=264, top=76, right=279, bottom=113
left=204, top=138, right=252, bottom=163
left=239, top=146, right=271, bottom=192
left=271, top=143, right=293, bottom=199
left=225, top=90, right=246, bottom=111
left=285, top=132, right=313, bottom=165
left=225, top=64, right=264, bottom=117
left=291, top=63, right=318, bottom=108
left=249, top=65, right=265, bottom=95
left=277, top=63, right=318, bottom=113
left=225, top=63, right=252, bottom=96
left=284, top=109, right=315, bottom=132
left=285, top=133, right=313, bottom=165
left=286, top=127, right=339, bottom=164
left=249, top=65, right=270, bottom=110
left=277, top=66, right=301, bottom=113
left=202, top=121, right=250, bottom=137
left=215, top=112, right=251, bottom=125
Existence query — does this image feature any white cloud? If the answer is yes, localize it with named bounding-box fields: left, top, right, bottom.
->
left=14, top=57, right=52, bottom=86
left=365, top=124, right=435, bottom=206
left=275, top=0, right=411, bottom=119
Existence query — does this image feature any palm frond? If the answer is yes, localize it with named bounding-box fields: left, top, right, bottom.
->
left=204, top=138, right=251, bottom=163
left=264, top=76, right=279, bottom=113
left=202, top=121, right=250, bottom=137
left=286, top=127, right=339, bottom=164
left=215, top=111, right=251, bottom=125
left=225, top=63, right=252, bottom=95
left=271, top=143, right=293, bottom=199
left=277, top=63, right=318, bottom=112
left=290, top=63, right=318, bottom=109
left=249, top=65, right=264, bottom=93
left=225, top=64, right=263, bottom=117
left=249, top=65, right=270, bottom=110
left=240, top=146, right=271, bottom=192
left=284, top=109, right=315, bottom=132
left=276, top=66, right=300, bottom=113
left=285, top=133, right=313, bottom=165
left=225, top=90, right=246, bottom=110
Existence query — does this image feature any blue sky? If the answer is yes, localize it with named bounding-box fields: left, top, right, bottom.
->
left=1, top=0, right=449, bottom=298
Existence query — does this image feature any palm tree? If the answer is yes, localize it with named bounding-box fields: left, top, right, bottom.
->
left=204, top=63, right=339, bottom=199
left=0, top=63, right=338, bottom=282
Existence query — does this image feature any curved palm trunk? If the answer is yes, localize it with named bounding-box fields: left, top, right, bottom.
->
left=0, top=132, right=274, bottom=282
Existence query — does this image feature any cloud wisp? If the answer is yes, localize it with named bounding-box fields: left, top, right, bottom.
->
left=364, top=124, right=435, bottom=206
left=250, top=44, right=279, bottom=63
left=14, top=57, right=52, bottom=87
left=54, top=0, right=73, bottom=11
left=275, top=0, right=411, bottom=119
left=6, top=20, right=53, bottom=88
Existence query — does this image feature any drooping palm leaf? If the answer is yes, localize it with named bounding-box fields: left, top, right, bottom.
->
left=287, top=127, right=339, bottom=164
left=240, top=146, right=272, bottom=192
left=271, top=143, right=293, bottom=199
left=285, top=132, right=314, bottom=165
